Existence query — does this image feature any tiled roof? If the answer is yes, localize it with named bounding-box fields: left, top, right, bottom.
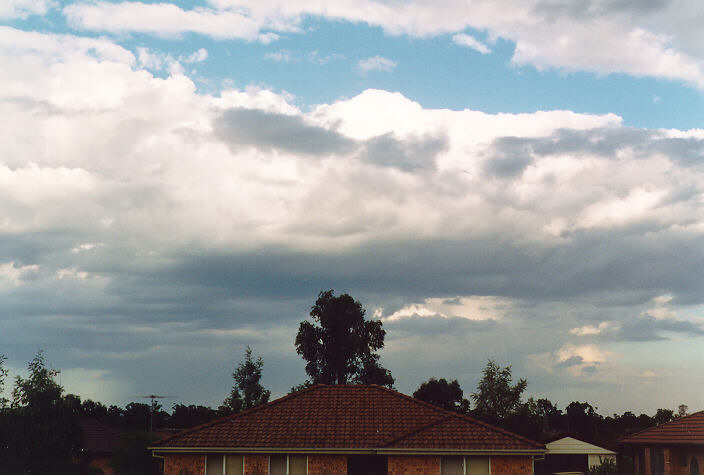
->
left=619, top=411, right=704, bottom=446
left=154, top=385, right=544, bottom=452
left=79, top=418, right=123, bottom=453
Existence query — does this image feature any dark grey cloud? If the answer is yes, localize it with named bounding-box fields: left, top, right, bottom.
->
left=484, top=127, right=704, bottom=173
left=360, top=133, right=447, bottom=172
left=483, top=136, right=534, bottom=178
left=613, top=315, right=704, bottom=342
left=214, top=108, right=357, bottom=156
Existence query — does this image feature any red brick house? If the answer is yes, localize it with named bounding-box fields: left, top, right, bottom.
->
left=150, top=384, right=545, bottom=475
left=620, top=410, right=704, bottom=475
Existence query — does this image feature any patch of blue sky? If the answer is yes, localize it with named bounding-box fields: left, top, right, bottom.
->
left=5, top=3, right=703, bottom=130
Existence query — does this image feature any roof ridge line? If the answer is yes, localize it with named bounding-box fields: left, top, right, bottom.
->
left=370, top=384, right=542, bottom=448
left=450, top=412, right=545, bottom=448
left=380, top=414, right=455, bottom=448
left=154, top=384, right=324, bottom=446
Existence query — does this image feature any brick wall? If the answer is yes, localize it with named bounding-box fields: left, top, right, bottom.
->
left=244, top=454, right=269, bottom=475
left=163, top=453, right=206, bottom=475
left=490, top=455, right=533, bottom=475
left=307, top=455, right=347, bottom=475
left=388, top=455, right=440, bottom=474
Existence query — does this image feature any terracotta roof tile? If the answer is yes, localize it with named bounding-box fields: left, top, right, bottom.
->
left=154, top=385, right=543, bottom=452
left=620, top=410, right=704, bottom=446
left=79, top=418, right=123, bottom=453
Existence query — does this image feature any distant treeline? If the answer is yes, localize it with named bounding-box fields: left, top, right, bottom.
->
left=0, top=291, right=689, bottom=474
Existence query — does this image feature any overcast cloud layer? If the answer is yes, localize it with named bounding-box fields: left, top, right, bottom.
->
left=1, top=2, right=704, bottom=414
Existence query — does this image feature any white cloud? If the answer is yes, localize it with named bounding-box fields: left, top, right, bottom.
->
left=356, top=55, right=397, bottom=75
left=452, top=33, right=490, bottom=54
left=570, top=322, right=613, bottom=336
left=0, top=262, right=39, bottom=284
left=0, top=0, right=54, bottom=19
left=63, top=1, right=283, bottom=41
left=384, top=296, right=509, bottom=322
left=185, top=48, right=208, bottom=63
left=62, top=0, right=704, bottom=88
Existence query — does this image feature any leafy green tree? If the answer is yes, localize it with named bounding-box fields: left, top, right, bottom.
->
left=471, top=360, right=527, bottom=425
left=653, top=408, right=675, bottom=425
left=220, top=346, right=270, bottom=415
left=3, top=350, right=81, bottom=474
left=0, top=354, right=8, bottom=408
left=413, top=378, right=469, bottom=412
left=295, top=290, right=394, bottom=387
left=588, top=457, right=618, bottom=475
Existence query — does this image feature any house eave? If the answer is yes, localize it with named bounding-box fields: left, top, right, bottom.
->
left=149, top=446, right=545, bottom=456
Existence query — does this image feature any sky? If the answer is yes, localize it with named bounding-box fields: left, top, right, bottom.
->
left=1, top=0, right=704, bottom=416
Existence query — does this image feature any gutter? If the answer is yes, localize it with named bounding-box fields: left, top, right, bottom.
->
left=149, top=446, right=546, bottom=457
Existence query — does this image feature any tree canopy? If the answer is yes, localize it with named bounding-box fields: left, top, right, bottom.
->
left=471, top=360, right=527, bottom=425
left=220, top=346, right=270, bottom=414
left=413, top=377, right=469, bottom=412
left=295, top=290, right=394, bottom=387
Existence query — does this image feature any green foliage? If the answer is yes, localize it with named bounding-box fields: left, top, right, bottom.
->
left=653, top=408, right=675, bottom=425
left=220, top=346, right=270, bottom=415
left=295, top=290, right=394, bottom=387
left=0, top=354, right=8, bottom=408
left=588, top=457, right=618, bottom=475
left=413, top=377, right=469, bottom=412
left=0, top=350, right=81, bottom=474
left=471, top=360, right=527, bottom=425
left=109, top=431, right=160, bottom=475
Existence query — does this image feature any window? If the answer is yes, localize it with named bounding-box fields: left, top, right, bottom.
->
left=269, top=455, right=308, bottom=475
left=467, top=456, right=489, bottom=475
left=347, top=455, right=387, bottom=475
left=206, top=454, right=244, bottom=475
left=441, top=456, right=490, bottom=475
left=691, top=457, right=700, bottom=475
left=441, top=456, right=464, bottom=475
left=207, top=455, right=224, bottom=475
left=226, top=455, right=244, bottom=475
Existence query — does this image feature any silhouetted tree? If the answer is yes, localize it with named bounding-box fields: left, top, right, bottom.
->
left=295, top=290, right=394, bottom=387
left=2, top=351, right=81, bottom=474
left=653, top=408, right=675, bottom=425
left=471, top=360, right=527, bottom=426
left=220, top=346, right=270, bottom=415
left=170, top=404, right=217, bottom=429
left=413, top=378, right=469, bottom=412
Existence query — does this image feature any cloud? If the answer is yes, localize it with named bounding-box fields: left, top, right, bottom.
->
left=62, top=0, right=704, bottom=88
left=570, top=322, right=613, bottom=336
left=4, top=27, right=704, bottom=411
left=214, top=108, right=357, bottom=156
left=184, top=48, right=208, bottom=64
left=357, top=55, right=397, bottom=75
left=0, top=0, right=54, bottom=19
left=452, top=33, right=490, bottom=54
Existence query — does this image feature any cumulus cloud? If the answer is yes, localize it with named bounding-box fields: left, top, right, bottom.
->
left=62, top=0, right=704, bottom=87
left=357, top=55, right=397, bottom=75
left=0, top=0, right=54, bottom=19
left=4, top=26, right=704, bottom=410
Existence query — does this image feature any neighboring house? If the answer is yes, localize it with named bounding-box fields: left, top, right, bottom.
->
left=534, top=435, right=616, bottom=475
left=77, top=418, right=123, bottom=475
left=619, top=410, right=704, bottom=475
left=150, top=384, right=546, bottom=475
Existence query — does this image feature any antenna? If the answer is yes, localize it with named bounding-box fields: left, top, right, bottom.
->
left=134, top=394, right=175, bottom=432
